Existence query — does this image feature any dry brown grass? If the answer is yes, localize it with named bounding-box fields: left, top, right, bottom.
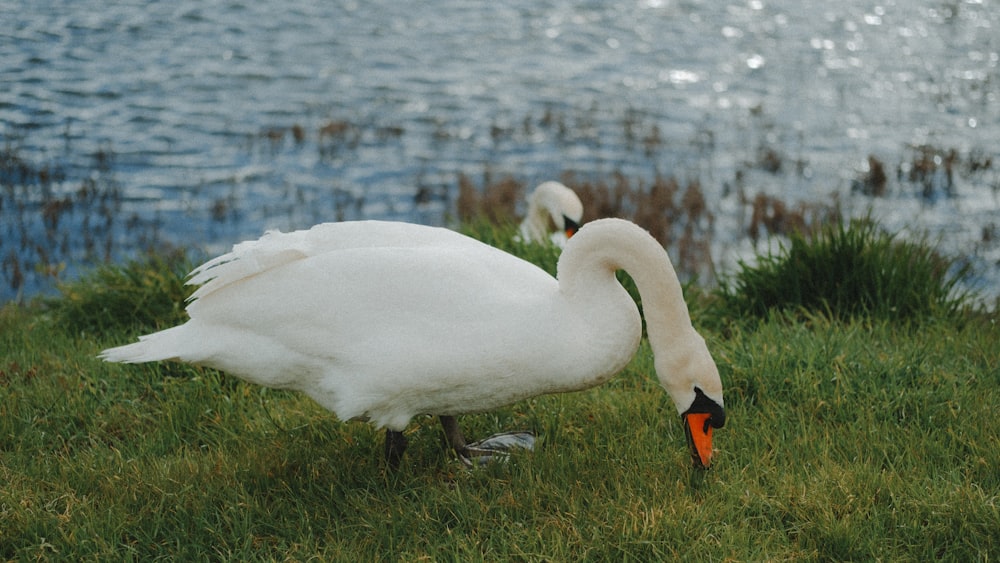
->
left=745, top=192, right=841, bottom=243
left=852, top=155, right=888, bottom=197
left=850, top=145, right=996, bottom=202
left=456, top=171, right=722, bottom=282
left=456, top=173, right=523, bottom=224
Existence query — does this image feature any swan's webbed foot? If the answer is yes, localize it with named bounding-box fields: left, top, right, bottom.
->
left=438, top=415, right=535, bottom=467
left=384, top=429, right=408, bottom=469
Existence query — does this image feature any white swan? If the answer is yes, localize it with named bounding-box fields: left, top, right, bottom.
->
left=100, top=218, right=725, bottom=468
left=518, top=181, right=584, bottom=246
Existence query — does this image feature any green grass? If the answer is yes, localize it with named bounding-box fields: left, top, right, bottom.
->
left=718, top=218, right=975, bottom=322
left=2, top=222, right=998, bottom=560
left=45, top=249, right=194, bottom=336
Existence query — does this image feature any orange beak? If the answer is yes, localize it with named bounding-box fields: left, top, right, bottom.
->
left=683, top=412, right=714, bottom=468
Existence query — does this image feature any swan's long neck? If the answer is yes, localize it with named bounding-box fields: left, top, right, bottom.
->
left=520, top=192, right=558, bottom=242
left=559, top=218, right=692, bottom=336
left=557, top=218, right=719, bottom=412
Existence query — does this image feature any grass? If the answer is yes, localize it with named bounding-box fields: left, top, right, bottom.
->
left=45, top=249, right=193, bottom=336
left=717, top=217, right=975, bottom=322
left=2, top=221, right=999, bottom=560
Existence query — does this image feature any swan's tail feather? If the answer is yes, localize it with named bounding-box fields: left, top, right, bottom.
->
left=99, top=326, right=188, bottom=364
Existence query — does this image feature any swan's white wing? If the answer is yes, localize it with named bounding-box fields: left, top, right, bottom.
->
left=187, top=221, right=486, bottom=301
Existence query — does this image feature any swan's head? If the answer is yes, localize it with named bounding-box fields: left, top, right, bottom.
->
left=682, top=387, right=726, bottom=469
left=560, top=215, right=582, bottom=239
left=528, top=181, right=584, bottom=240
left=659, top=333, right=726, bottom=469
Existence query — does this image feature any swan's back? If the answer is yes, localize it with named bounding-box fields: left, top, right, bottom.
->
left=187, top=220, right=489, bottom=302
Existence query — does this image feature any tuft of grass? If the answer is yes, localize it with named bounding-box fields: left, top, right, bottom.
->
left=718, top=218, right=975, bottom=321
left=45, top=249, right=193, bottom=336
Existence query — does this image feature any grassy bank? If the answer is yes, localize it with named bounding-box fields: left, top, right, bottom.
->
left=2, top=222, right=998, bottom=561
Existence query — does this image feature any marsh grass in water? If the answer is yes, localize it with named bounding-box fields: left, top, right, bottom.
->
left=6, top=112, right=998, bottom=303
left=1, top=222, right=998, bottom=560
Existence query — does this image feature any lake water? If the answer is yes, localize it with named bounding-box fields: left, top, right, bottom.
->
left=2, top=0, right=998, bottom=304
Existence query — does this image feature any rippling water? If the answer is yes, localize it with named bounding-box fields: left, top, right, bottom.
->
left=2, top=0, right=998, bottom=303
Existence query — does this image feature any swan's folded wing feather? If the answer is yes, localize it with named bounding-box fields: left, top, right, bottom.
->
left=187, top=230, right=310, bottom=301
left=186, top=221, right=487, bottom=302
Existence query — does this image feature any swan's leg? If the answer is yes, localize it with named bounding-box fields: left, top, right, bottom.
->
left=384, top=429, right=408, bottom=469
left=439, top=415, right=468, bottom=456
left=441, top=415, right=535, bottom=467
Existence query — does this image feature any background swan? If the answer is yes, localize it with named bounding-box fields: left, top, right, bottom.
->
left=100, top=218, right=725, bottom=468
left=518, top=181, right=584, bottom=246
